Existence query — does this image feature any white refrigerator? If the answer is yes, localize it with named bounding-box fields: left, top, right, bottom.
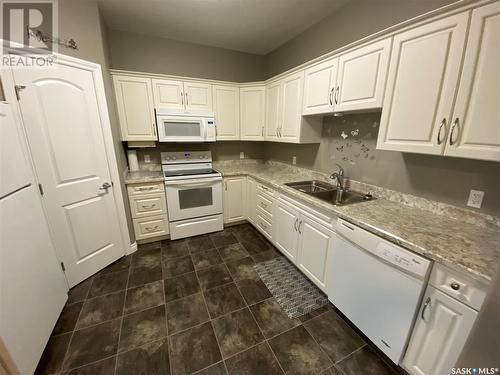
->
left=0, top=102, right=68, bottom=374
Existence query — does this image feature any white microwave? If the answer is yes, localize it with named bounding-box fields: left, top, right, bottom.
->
left=156, top=108, right=216, bottom=142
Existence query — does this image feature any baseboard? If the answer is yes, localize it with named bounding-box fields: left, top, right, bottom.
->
left=127, top=241, right=138, bottom=256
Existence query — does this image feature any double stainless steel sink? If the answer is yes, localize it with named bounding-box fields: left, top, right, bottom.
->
left=284, top=180, right=373, bottom=206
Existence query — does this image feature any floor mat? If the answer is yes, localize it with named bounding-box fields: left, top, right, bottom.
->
left=254, top=257, right=328, bottom=319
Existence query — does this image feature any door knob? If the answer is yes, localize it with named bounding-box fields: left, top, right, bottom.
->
left=99, top=182, right=112, bottom=191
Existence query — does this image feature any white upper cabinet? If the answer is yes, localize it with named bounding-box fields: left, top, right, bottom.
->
left=377, top=13, right=469, bottom=155
left=303, top=58, right=338, bottom=115
left=152, top=79, right=212, bottom=112
left=335, top=38, right=391, bottom=112
left=113, top=75, right=157, bottom=141
left=240, top=86, right=265, bottom=140
left=444, top=2, right=500, bottom=162
left=280, top=71, right=305, bottom=141
left=213, top=85, right=240, bottom=140
left=152, top=78, right=184, bottom=110
left=184, top=81, right=213, bottom=111
left=265, top=80, right=281, bottom=141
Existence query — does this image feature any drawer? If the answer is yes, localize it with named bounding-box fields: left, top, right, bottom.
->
left=257, top=183, right=274, bottom=199
left=133, top=215, right=169, bottom=241
left=429, top=263, right=489, bottom=311
left=127, top=182, right=164, bottom=196
left=256, top=208, right=272, bottom=241
left=129, top=192, right=167, bottom=219
left=256, top=192, right=274, bottom=216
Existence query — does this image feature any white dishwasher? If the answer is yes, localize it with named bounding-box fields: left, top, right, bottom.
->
left=327, top=219, right=431, bottom=364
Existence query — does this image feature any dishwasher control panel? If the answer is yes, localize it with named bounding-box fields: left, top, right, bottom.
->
left=375, top=242, right=430, bottom=277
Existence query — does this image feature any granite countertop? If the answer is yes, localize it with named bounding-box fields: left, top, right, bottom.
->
left=124, top=170, right=164, bottom=184
left=214, top=161, right=500, bottom=283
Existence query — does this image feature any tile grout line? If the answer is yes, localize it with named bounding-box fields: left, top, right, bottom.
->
left=302, top=321, right=335, bottom=370
left=113, top=253, right=133, bottom=375
left=192, top=258, right=229, bottom=374
left=160, top=251, right=174, bottom=375
left=334, top=343, right=368, bottom=365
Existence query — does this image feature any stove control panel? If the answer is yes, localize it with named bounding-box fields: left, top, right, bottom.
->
left=161, top=151, right=212, bottom=164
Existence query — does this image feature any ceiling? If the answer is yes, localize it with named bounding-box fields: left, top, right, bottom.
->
left=98, top=0, right=349, bottom=55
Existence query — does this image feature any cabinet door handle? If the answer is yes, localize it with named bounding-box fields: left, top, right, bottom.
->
left=437, top=118, right=446, bottom=145
left=329, top=87, right=334, bottom=105
left=298, top=219, right=302, bottom=234
left=449, top=118, right=459, bottom=146
left=334, top=86, right=340, bottom=104
left=421, top=297, right=431, bottom=321
left=152, top=123, right=157, bottom=137
left=294, top=218, right=298, bottom=231
left=185, top=92, right=189, bottom=105
left=261, top=126, right=264, bottom=137
left=181, top=92, right=184, bottom=105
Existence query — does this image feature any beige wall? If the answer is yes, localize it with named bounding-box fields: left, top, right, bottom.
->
left=107, top=30, right=266, bottom=82
left=265, top=0, right=458, bottom=77
left=264, top=113, right=500, bottom=216
left=58, top=0, right=134, bottom=242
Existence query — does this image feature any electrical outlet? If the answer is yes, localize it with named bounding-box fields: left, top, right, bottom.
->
left=144, top=154, right=151, bottom=163
left=240, top=152, right=244, bottom=159
left=467, top=190, right=484, bottom=208
left=292, top=156, right=297, bottom=165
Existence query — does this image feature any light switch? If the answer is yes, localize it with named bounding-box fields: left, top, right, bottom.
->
left=292, top=156, right=297, bottom=165
left=240, top=152, right=244, bottom=159
left=467, top=190, right=484, bottom=208
left=144, top=154, right=151, bottom=163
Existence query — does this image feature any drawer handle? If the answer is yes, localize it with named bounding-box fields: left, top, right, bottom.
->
left=421, top=297, right=431, bottom=321
left=260, top=185, right=269, bottom=191
left=142, top=204, right=156, bottom=209
left=137, top=186, right=155, bottom=191
left=145, top=225, right=159, bottom=232
left=260, top=202, right=267, bottom=209
left=450, top=282, right=460, bottom=291
left=259, top=222, right=267, bottom=230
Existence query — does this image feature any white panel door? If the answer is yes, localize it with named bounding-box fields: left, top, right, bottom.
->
left=265, top=80, right=281, bottom=141
left=377, top=13, right=469, bottom=155
left=303, top=58, right=338, bottom=115
left=152, top=78, right=184, bottom=110
left=223, top=177, right=246, bottom=223
left=213, top=85, right=240, bottom=140
left=246, top=177, right=256, bottom=225
left=335, top=38, right=391, bottom=112
left=0, top=103, right=31, bottom=197
left=14, top=62, right=126, bottom=287
left=113, top=75, right=157, bottom=141
left=445, top=2, right=500, bottom=162
left=240, top=86, right=265, bottom=140
left=184, top=81, right=212, bottom=111
left=280, top=71, right=305, bottom=142
left=297, top=216, right=333, bottom=291
left=274, top=199, right=300, bottom=262
left=403, top=286, right=477, bottom=375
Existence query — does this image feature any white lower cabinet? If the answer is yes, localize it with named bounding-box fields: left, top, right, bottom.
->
left=274, top=198, right=301, bottom=262
left=245, top=177, right=256, bottom=225
left=223, top=177, right=246, bottom=223
left=403, top=285, right=477, bottom=375
left=297, top=216, right=334, bottom=291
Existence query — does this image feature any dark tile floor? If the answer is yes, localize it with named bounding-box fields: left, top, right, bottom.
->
left=36, top=224, right=404, bottom=375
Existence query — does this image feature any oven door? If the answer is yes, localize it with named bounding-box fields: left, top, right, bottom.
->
left=157, top=115, right=206, bottom=142
left=165, top=177, right=222, bottom=221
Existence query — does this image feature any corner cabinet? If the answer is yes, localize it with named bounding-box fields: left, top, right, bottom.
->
left=403, top=286, right=477, bottom=375
left=213, top=85, right=240, bottom=140
left=240, top=86, right=265, bottom=140
left=223, top=177, right=246, bottom=223
left=113, top=75, right=157, bottom=141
